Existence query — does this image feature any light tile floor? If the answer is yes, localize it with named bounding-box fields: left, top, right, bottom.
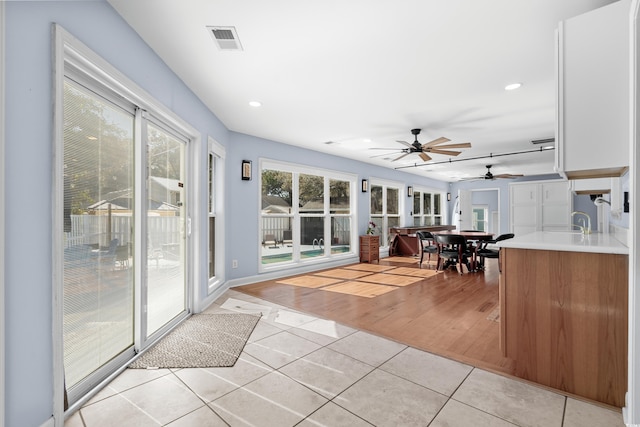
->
left=65, top=289, right=626, bottom=427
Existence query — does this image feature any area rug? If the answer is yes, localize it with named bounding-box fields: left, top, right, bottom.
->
left=129, top=313, right=261, bottom=369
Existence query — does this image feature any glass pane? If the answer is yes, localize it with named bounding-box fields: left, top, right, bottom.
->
left=371, top=185, right=383, bottom=214
left=209, top=217, right=215, bottom=278
left=299, top=174, right=324, bottom=214
left=413, top=216, right=421, bottom=226
left=369, top=216, right=383, bottom=238
left=146, top=124, right=186, bottom=337
left=331, top=217, right=351, bottom=254
left=301, top=217, right=325, bottom=258
left=434, top=216, right=442, bottom=225
left=330, top=179, right=350, bottom=214
left=434, top=194, right=441, bottom=215
left=413, top=192, right=420, bottom=214
left=261, top=216, right=293, bottom=264
left=261, top=170, right=293, bottom=214
left=63, top=80, right=134, bottom=389
left=208, top=154, right=214, bottom=213
left=387, top=188, right=399, bottom=215
left=424, top=216, right=433, bottom=226
left=423, top=193, right=432, bottom=215
left=387, top=216, right=400, bottom=246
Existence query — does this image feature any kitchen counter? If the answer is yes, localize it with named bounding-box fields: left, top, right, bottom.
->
left=497, top=231, right=628, bottom=254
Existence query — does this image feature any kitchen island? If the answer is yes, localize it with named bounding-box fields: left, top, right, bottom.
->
left=497, top=231, right=628, bottom=407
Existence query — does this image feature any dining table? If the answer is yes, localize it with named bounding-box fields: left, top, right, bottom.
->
left=431, top=230, right=494, bottom=272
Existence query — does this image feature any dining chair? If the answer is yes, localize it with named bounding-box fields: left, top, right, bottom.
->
left=476, top=233, right=515, bottom=269
left=416, top=231, right=439, bottom=269
left=434, top=234, right=474, bottom=274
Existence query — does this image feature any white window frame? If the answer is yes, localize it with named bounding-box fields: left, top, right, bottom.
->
left=207, top=137, right=225, bottom=295
left=0, top=3, right=5, bottom=426
left=369, top=178, right=404, bottom=248
left=412, top=187, right=447, bottom=226
left=53, top=24, right=203, bottom=424
left=259, top=159, right=357, bottom=273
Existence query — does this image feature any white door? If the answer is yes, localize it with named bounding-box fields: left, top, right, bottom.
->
left=457, top=189, right=473, bottom=230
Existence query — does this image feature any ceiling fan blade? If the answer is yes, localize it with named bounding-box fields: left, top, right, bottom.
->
left=422, top=137, right=451, bottom=148
left=438, top=142, right=472, bottom=149
left=391, top=152, right=411, bottom=162
left=425, top=148, right=462, bottom=156
left=395, top=140, right=413, bottom=148
left=494, top=174, right=524, bottom=179
left=418, top=152, right=431, bottom=162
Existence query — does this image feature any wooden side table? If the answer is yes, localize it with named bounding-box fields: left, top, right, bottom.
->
left=359, top=235, right=380, bottom=263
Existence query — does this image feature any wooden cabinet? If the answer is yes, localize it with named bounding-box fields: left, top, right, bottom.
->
left=359, top=235, right=379, bottom=263
left=501, top=247, right=628, bottom=407
left=555, top=0, right=630, bottom=179
left=510, top=180, right=571, bottom=235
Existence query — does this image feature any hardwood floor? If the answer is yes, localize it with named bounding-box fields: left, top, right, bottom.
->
left=235, top=256, right=516, bottom=375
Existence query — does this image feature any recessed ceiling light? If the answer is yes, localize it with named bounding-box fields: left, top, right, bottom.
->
left=248, top=101, right=262, bottom=107
left=505, top=83, right=522, bottom=91
left=363, top=138, right=372, bottom=143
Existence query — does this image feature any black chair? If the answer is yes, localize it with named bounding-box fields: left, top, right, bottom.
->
left=416, top=231, right=439, bottom=269
left=434, top=234, right=474, bottom=274
left=476, top=233, right=515, bottom=268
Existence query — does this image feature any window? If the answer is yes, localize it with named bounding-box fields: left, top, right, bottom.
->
left=412, top=188, right=445, bottom=227
left=207, top=138, right=225, bottom=293
left=472, top=206, right=488, bottom=232
left=260, top=161, right=355, bottom=269
left=370, top=181, right=401, bottom=247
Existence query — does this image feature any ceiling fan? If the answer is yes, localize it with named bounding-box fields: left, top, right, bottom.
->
left=372, top=128, right=472, bottom=162
left=467, top=165, right=524, bottom=180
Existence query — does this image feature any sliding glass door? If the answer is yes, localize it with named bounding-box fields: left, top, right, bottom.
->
left=61, top=80, right=190, bottom=405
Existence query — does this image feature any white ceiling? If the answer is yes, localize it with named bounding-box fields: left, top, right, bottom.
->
left=108, top=0, right=616, bottom=182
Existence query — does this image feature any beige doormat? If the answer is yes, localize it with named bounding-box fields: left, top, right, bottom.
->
left=129, top=313, right=260, bottom=369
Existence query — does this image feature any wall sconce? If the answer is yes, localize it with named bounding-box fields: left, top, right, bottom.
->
left=447, top=192, right=452, bottom=201
left=407, top=186, right=413, bottom=197
left=361, top=179, right=368, bottom=193
left=241, top=160, right=252, bottom=180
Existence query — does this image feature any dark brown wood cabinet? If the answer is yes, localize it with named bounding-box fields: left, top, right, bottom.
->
left=359, top=235, right=379, bottom=263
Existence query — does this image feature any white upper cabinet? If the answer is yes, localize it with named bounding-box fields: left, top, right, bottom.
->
left=555, top=0, right=631, bottom=179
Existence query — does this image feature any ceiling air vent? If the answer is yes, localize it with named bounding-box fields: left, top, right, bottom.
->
left=207, top=26, right=243, bottom=51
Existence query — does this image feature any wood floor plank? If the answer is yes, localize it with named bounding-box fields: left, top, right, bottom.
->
left=236, top=257, right=514, bottom=375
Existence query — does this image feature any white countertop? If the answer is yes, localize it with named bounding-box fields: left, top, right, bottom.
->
left=497, top=231, right=628, bottom=254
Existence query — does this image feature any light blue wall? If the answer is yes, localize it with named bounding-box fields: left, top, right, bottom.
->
left=3, top=1, right=449, bottom=424
left=5, top=1, right=228, bottom=425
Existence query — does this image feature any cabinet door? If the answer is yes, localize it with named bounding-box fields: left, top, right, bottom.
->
left=557, top=0, right=630, bottom=178
left=541, top=181, right=571, bottom=229
left=510, top=184, right=538, bottom=234
left=543, top=181, right=570, bottom=203
left=511, top=184, right=537, bottom=205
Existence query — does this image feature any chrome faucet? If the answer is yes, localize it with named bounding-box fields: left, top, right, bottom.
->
left=571, top=211, right=591, bottom=234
